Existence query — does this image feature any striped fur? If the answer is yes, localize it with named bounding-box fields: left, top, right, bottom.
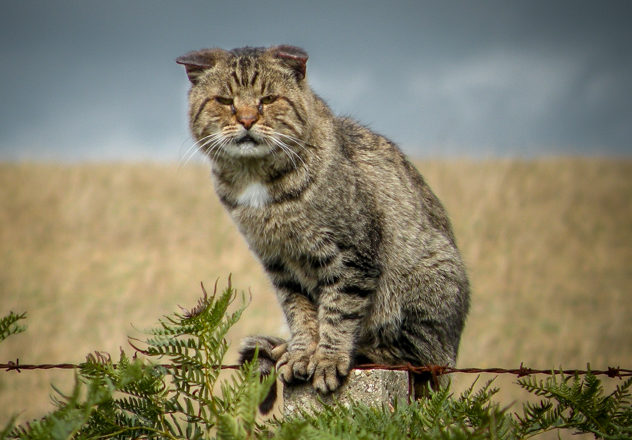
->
left=178, top=45, right=470, bottom=408
left=238, top=336, right=286, bottom=414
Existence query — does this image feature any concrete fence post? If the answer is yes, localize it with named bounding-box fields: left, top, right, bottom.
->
left=282, top=369, right=409, bottom=416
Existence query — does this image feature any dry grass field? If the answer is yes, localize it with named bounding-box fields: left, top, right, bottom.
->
left=0, top=158, right=630, bottom=432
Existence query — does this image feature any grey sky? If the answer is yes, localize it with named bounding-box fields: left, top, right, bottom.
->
left=1, top=0, right=630, bottom=160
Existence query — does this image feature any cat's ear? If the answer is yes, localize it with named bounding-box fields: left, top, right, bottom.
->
left=176, top=48, right=228, bottom=84
left=270, top=45, right=309, bottom=80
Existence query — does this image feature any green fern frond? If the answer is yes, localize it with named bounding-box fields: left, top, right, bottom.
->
left=5, top=283, right=631, bottom=440
left=516, top=370, right=632, bottom=439
left=0, top=311, right=26, bottom=343
left=270, top=379, right=517, bottom=440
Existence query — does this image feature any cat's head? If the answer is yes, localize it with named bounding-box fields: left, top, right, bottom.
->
left=177, top=45, right=310, bottom=160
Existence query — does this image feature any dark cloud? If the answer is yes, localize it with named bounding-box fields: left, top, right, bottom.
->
left=0, top=0, right=630, bottom=160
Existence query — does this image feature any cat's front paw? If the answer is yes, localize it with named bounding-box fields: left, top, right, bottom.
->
left=308, top=348, right=352, bottom=394
left=276, top=343, right=316, bottom=383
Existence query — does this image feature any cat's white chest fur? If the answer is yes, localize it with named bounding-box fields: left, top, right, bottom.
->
left=236, top=182, right=270, bottom=208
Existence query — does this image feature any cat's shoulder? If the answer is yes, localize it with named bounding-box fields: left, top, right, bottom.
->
left=332, top=116, right=403, bottom=163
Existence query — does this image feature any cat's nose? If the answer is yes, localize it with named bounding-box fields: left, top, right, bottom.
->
left=236, top=107, right=259, bottom=130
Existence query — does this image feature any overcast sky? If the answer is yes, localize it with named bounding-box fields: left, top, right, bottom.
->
left=1, top=0, right=630, bottom=160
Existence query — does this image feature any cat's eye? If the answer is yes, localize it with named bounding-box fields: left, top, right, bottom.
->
left=260, top=95, right=278, bottom=105
left=215, top=96, right=234, bottom=106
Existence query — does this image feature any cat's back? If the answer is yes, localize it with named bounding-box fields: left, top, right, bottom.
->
left=331, top=116, right=456, bottom=246
left=333, top=117, right=426, bottom=193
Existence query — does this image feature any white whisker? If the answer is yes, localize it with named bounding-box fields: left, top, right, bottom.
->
left=269, top=136, right=307, bottom=170
left=210, top=136, right=231, bottom=162
left=178, top=137, right=206, bottom=166
left=178, top=133, right=225, bottom=168
left=199, top=133, right=230, bottom=160
left=274, top=132, right=309, bottom=159
left=270, top=138, right=298, bottom=169
left=273, top=131, right=312, bottom=151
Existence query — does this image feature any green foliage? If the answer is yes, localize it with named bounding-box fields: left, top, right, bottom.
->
left=269, top=378, right=517, bottom=440
left=516, top=370, right=632, bottom=439
left=0, top=311, right=26, bottom=343
left=2, top=281, right=274, bottom=440
left=266, top=373, right=632, bottom=440
left=1, top=282, right=630, bottom=439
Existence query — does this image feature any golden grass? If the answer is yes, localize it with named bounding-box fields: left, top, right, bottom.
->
left=0, top=158, right=630, bottom=430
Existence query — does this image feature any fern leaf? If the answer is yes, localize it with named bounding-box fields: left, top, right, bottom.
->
left=0, top=312, right=27, bottom=343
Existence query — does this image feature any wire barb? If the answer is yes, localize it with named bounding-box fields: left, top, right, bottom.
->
left=2, top=360, right=630, bottom=378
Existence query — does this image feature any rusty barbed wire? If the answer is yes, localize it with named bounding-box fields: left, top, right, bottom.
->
left=2, top=358, right=631, bottom=378
left=354, top=363, right=632, bottom=378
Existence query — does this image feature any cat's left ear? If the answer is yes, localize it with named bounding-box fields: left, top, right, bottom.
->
left=270, top=45, right=308, bottom=80
left=176, top=48, right=228, bottom=84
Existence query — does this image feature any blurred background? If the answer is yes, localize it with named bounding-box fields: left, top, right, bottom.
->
left=1, top=0, right=631, bottom=160
left=0, top=1, right=630, bottom=434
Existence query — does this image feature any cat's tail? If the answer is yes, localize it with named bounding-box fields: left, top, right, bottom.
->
left=238, top=335, right=287, bottom=414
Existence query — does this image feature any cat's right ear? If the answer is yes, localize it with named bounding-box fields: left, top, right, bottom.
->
left=269, top=45, right=309, bottom=81
left=176, top=49, right=227, bottom=84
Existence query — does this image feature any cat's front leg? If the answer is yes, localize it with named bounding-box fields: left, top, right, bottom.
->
left=276, top=337, right=317, bottom=383
left=308, top=287, right=371, bottom=393
left=273, top=284, right=319, bottom=383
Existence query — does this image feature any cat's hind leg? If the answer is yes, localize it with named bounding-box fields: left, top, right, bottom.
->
left=238, top=335, right=287, bottom=413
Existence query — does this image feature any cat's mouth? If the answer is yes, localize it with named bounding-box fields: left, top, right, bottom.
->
left=236, top=134, right=259, bottom=145
left=221, top=133, right=272, bottom=158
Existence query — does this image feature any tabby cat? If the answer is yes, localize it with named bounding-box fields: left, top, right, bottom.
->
left=176, top=45, right=469, bottom=412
